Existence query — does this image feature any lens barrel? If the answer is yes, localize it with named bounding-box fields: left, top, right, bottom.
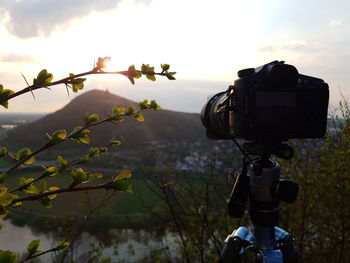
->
left=201, top=92, right=231, bottom=139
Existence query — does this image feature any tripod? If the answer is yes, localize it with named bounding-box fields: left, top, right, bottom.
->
left=219, top=142, right=299, bottom=263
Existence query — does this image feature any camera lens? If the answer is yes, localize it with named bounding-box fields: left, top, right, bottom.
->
left=201, top=92, right=231, bottom=139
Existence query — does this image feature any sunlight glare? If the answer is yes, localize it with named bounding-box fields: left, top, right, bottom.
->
left=102, top=57, right=121, bottom=72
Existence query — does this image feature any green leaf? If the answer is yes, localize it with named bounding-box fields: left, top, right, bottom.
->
left=83, top=113, right=99, bottom=124
left=80, top=154, right=90, bottom=163
left=15, top=148, right=35, bottom=165
left=19, top=177, right=25, bottom=186
left=139, top=100, right=149, bottom=110
left=70, top=77, right=86, bottom=92
left=12, top=201, right=22, bottom=208
left=0, top=192, right=18, bottom=206
left=0, top=101, right=9, bottom=109
left=33, top=69, right=53, bottom=86
left=73, top=126, right=83, bottom=132
left=89, top=147, right=100, bottom=157
left=133, top=112, right=144, bottom=122
left=57, top=155, right=68, bottom=167
left=134, top=70, right=142, bottom=79
left=49, top=130, right=67, bottom=144
left=77, top=134, right=90, bottom=144
left=16, top=148, right=30, bottom=159
left=110, top=140, right=122, bottom=146
left=115, top=170, right=132, bottom=180
left=39, top=180, right=47, bottom=193
left=161, top=64, right=170, bottom=71
left=71, top=128, right=91, bottom=144
left=0, top=89, right=14, bottom=109
left=71, top=168, right=89, bottom=184
left=71, top=78, right=86, bottom=85
left=110, top=107, right=125, bottom=122
left=109, top=113, right=123, bottom=122
left=127, top=76, right=135, bottom=85
left=113, top=107, right=126, bottom=115
left=146, top=74, right=156, bottom=81
left=89, top=173, right=103, bottom=179
left=99, top=147, right=108, bottom=153
left=165, top=72, right=176, bottom=80
left=0, top=251, right=17, bottom=263
left=149, top=100, right=161, bottom=110
left=128, top=65, right=136, bottom=72
left=19, top=177, right=34, bottom=187
left=127, top=107, right=135, bottom=115
left=56, top=240, right=70, bottom=250
left=0, top=206, right=8, bottom=219
left=127, top=65, right=142, bottom=80
left=42, top=166, right=58, bottom=177
left=34, top=69, right=47, bottom=85
left=47, top=187, right=59, bottom=199
left=141, top=64, right=155, bottom=75
left=1, top=146, right=8, bottom=156
left=112, top=180, right=132, bottom=192
left=72, top=83, right=84, bottom=92
left=0, top=187, right=7, bottom=194
left=23, top=185, right=39, bottom=194
left=44, top=73, right=53, bottom=84
left=0, top=89, right=14, bottom=98
left=27, top=239, right=40, bottom=255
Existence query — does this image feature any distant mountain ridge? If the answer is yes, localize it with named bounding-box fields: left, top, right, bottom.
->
left=4, top=89, right=205, bottom=148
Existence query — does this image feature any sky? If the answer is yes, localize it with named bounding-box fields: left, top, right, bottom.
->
left=0, top=0, right=349, bottom=113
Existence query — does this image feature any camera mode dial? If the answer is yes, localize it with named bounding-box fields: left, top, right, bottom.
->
left=238, top=68, right=255, bottom=78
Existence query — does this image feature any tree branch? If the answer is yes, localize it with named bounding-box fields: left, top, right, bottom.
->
left=18, top=247, right=61, bottom=263
left=2, top=69, right=171, bottom=104
left=11, top=182, right=113, bottom=204
left=9, top=142, right=112, bottom=193
left=3, top=114, right=123, bottom=177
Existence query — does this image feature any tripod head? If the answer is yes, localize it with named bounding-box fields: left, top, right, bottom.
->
left=227, top=141, right=298, bottom=219
left=243, top=141, right=294, bottom=160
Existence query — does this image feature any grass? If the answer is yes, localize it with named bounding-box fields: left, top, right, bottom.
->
left=5, top=169, right=165, bottom=218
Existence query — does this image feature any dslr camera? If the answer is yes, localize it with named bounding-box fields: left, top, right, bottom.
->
left=201, top=61, right=329, bottom=142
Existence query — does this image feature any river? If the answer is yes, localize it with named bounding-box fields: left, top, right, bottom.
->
left=0, top=219, right=177, bottom=262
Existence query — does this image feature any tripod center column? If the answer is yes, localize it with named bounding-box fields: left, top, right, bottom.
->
left=249, top=159, right=280, bottom=249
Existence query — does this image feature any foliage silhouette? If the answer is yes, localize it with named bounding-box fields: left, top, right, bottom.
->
left=0, top=58, right=175, bottom=262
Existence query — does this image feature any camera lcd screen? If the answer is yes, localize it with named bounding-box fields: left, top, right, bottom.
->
left=254, top=91, right=297, bottom=135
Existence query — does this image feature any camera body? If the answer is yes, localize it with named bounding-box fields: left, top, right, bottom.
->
left=201, top=61, right=329, bottom=141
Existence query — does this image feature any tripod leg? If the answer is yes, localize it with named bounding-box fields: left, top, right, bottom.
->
left=219, top=227, right=252, bottom=263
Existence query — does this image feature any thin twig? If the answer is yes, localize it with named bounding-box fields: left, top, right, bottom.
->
left=20, top=73, right=35, bottom=100
left=11, top=181, right=113, bottom=204
left=3, top=69, right=169, bottom=103
left=18, top=247, right=60, bottom=263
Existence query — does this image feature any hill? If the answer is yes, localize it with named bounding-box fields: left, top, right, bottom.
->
left=4, top=89, right=206, bottom=150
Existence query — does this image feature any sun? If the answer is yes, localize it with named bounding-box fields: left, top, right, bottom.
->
left=100, top=57, right=122, bottom=72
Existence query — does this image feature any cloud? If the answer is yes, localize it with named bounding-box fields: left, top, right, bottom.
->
left=0, top=0, right=151, bottom=39
left=330, top=20, right=342, bottom=26
left=257, top=41, right=326, bottom=54
left=257, top=46, right=275, bottom=53
left=0, top=53, right=39, bottom=63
